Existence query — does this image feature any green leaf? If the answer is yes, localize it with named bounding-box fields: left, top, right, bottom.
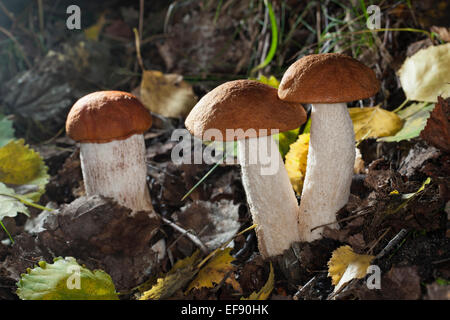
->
left=378, top=103, right=435, bottom=142
left=0, top=139, right=49, bottom=201
left=0, top=114, right=14, bottom=147
left=0, top=182, right=29, bottom=220
left=273, top=128, right=300, bottom=158
left=16, top=257, right=119, bottom=300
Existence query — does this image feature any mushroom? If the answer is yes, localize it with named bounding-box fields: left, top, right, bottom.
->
left=185, top=80, right=306, bottom=257
left=278, top=53, right=380, bottom=241
left=66, top=91, right=154, bottom=213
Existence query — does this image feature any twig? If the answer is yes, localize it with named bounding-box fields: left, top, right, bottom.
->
left=162, top=217, right=209, bottom=254
left=374, top=228, right=408, bottom=260
left=367, top=227, right=391, bottom=255
left=133, top=28, right=145, bottom=71
left=310, top=209, right=371, bottom=232
left=293, top=276, right=316, bottom=300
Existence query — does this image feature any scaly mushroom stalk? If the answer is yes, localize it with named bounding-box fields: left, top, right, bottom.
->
left=66, top=91, right=154, bottom=214
left=184, top=80, right=306, bottom=258
left=298, top=103, right=355, bottom=241
left=238, top=135, right=300, bottom=257
left=80, top=133, right=153, bottom=212
left=278, top=53, right=380, bottom=242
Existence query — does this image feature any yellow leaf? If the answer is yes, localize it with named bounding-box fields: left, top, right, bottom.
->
left=84, top=14, right=106, bottom=41
left=398, top=43, right=450, bottom=102
left=0, top=139, right=49, bottom=201
left=140, top=250, right=201, bottom=300
left=327, top=245, right=374, bottom=292
left=253, top=75, right=280, bottom=88
left=285, top=133, right=310, bottom=195
left=139, top=70, right=197, bottom=118
left=241, top=263, right=274, bottom=300
left=186, top=248, right=235, bottom=292
left=349, top=106, right=404, bottom=141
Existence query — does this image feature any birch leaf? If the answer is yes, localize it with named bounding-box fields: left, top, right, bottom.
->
left=349, top=106, right=403, bottom=141
left=0, top=139, right=49, bottom=201
left=140, top=250, right=201, bottom=300
left=285, top=133, right=310, bottom=195
left=0, top=183, right=29, bottom=220
left=139, top=70, right=197, bottom=118
left=186, top=247, right=235, bottom=291
left=0, top=114, right=14, bottom=147
left=378, top=102, right=435, bottom=142
left=328, top=245, right=374, bottom=293
left=16, top=257, right=118, bottom=300
left=398, top=43, right=450, bottom=102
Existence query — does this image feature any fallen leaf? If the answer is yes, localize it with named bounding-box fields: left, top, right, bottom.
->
left=140, top=250, right=201, bottom=300
left=186, top=248, right=235, bottom=292
left=0, top=114, right=14, bottom=147
left=0, top=183, right=29, bottom=220
left=285, top=133, right=310, bottom=195
left=139, top=70, right=197, bottom=118
left=398, top=43, right=450, bottom=102
left=327, top=245, right=374, bottom=293
left=420, top=97, right=450, bottom=152
left=0, top=139, right=49, bottom=201
left=241, top=263, right=274, bottom=300
left=253, top=75, right=280, bottom=88
left=349, top=106, right=403, bottom=141
left=378, top=102, right=435, bottom=142
left=84, top=13, right=106, bottom=41
left=356, top=266, right=421, bottom=300
left=16, top=257, right=118, bottom=300
left=174, top=200, right=241, bottom=250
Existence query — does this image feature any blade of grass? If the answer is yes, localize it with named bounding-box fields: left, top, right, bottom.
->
left=250, top=0, right=278, bottom=75
left=0, top=219, right=14, bottom=244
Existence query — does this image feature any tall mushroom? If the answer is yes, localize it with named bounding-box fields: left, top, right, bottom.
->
left=66, top=91, right=154, bottom=214
left=278, top=53, right=380, bottom=241
left=185, top=80, right=306, bottom=257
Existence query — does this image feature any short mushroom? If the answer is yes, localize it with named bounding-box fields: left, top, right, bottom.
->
left=278, top=53, right=380, bottom=241
left=185, top=80, right=306, bottom=257
left=66, top=91, right=154, bottom=213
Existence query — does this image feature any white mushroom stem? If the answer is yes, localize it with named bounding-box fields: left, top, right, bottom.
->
left=298, top=103, right=355, bottom=241
left=80, top=133, right=154, bottom=214
left=237, top=135, right=300, bottom=258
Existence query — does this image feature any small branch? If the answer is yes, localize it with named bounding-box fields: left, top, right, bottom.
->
left=162, top=217, right=209, bottom=254
left=310, top=209, right=371, bottom=232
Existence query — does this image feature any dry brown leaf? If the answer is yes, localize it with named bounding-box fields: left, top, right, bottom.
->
left=241, top=263, right=274, bottom=300
left=139, top=70, right=197, bottom=118
left=420, top=96, right=450, bottom=153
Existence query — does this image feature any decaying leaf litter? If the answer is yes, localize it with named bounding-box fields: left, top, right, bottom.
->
left=0, top=0, right=449, bottom=300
